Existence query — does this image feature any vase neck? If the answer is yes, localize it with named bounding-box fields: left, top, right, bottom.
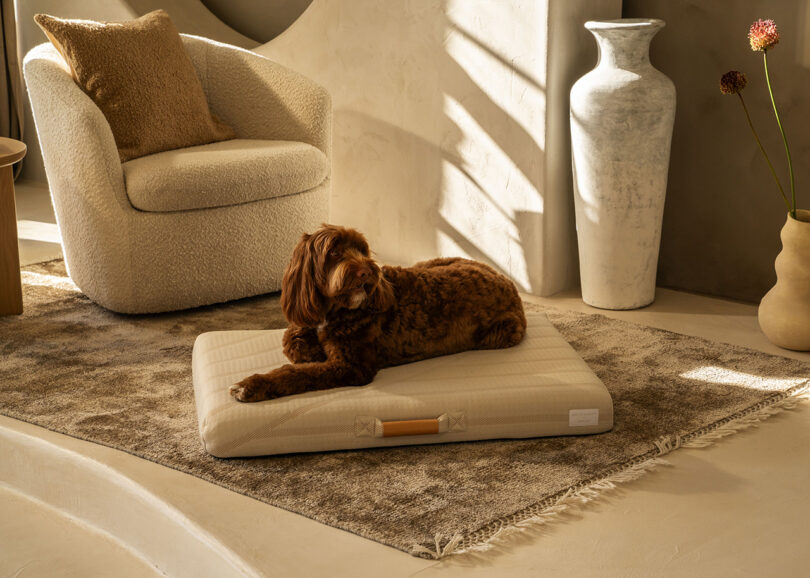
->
left=789, top=209, right=810, bottom=224
left=586, top=19, right=664, bottom=72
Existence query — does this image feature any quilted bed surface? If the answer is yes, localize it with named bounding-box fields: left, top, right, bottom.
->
left=192, top=313, right=613, bottom=457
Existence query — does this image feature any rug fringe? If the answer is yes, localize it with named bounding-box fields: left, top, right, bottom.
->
left=410, top=380, right=809, bottom=560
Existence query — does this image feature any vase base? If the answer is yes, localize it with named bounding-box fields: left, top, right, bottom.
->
left=758, top=317, right=810, bottom=352
left=582, top=297, right=654, bottom=311
left=762, top=341, right=810, bottom=352
left=759, top=279, right=810, bottom=352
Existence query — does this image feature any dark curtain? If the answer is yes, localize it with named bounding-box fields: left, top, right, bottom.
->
left=0, top=0, right=23, bottom=179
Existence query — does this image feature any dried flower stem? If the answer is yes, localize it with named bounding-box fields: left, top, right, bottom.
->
left=736, top=93, right=791, bottom=211
left=762, top=51, right=796, bottom=217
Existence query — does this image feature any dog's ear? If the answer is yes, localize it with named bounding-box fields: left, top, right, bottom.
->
left=281, top=233, right=326, bottom=327
left=367, top=273, right=395, bottom=312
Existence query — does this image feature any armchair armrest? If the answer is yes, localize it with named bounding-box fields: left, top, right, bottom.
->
left=24, top=44, right=137, bottom=301
left=23, top=44, right=129, bottom=214
left=183, top=35, right=332, bottom=159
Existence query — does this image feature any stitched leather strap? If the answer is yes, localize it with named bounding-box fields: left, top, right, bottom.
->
left=355, top=412, right=467, bottom=438
left=382, top=418, right=439, bottom=437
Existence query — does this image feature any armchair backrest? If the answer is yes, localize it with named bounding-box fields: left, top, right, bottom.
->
left=25, top=35, right=331, bottom=175
left=180, top=34, right=332, bottom=160
left=24, top=36, right=331, bottom=221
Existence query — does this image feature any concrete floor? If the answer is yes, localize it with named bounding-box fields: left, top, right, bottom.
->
left=0, top=486, right=158, bottom=578
left=3, top=184, right=810, bottom=576
left=15, top=181, right=62, bottom=266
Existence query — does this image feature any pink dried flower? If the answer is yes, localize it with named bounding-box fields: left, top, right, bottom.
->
left=719, top=18, right=797, bottom=215
left=720, top=71, right=747, bottom=94
left=749, top=19, right=779, bottom=51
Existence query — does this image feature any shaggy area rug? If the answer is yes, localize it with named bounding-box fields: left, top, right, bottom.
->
left=1, top=260, right=808, bottom=558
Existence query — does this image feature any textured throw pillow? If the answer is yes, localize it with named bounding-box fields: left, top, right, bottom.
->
left=34, top=10, right=235, bottom=162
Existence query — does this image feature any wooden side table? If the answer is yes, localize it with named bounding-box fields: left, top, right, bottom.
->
left=0, top=137, right=28, bottom=316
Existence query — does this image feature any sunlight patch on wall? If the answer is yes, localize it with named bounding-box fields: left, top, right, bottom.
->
left=443, top=96, right=542, bottom=217
left=438, top=160, right=529, bottom=290
left=440, top=92, right=542, bottom=292
left=445, top=0, right=547, bottom=146
left=440, top=0, right=548, bottom=293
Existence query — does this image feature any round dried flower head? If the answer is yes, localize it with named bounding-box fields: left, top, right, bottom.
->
left=720, top=70, right=747, bottom=95
left=748, top=19, right=779, bottom=51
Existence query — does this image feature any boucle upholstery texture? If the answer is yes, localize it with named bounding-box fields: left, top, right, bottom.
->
left=24, top=35, right=331, bottom=314
left=34, top=10, right=235, bottom=162
left=123, top=139, right=328, bottom=212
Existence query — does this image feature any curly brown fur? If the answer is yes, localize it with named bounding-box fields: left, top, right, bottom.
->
left=230, top=224, right=527, bottom=402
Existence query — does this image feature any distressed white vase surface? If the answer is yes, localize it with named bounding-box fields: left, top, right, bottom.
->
left=570, top=19, right=676, bottom=310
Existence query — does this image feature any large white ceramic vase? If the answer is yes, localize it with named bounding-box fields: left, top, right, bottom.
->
left=570, top=19, right=676, bottom=309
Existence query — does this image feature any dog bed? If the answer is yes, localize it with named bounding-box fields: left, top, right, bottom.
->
left=192, top=313, right=613, bottom=457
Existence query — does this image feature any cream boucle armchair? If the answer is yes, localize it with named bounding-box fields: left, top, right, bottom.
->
left=23, top=35, right=331, bottom=314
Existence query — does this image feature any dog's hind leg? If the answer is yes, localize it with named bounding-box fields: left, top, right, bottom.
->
left=412, top=257, right=466, bottom=269
left=474, top=312, right=527, bottom=350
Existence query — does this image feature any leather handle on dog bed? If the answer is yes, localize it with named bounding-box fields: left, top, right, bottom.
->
left=381, top=418, right=440, bottom=437
left=354, top=412, right=466, bottom=438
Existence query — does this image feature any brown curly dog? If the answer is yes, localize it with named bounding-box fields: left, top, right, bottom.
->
left=230, top=224, right=527, bottom=402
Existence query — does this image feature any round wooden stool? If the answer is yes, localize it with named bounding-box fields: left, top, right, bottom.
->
left=0, top=137, right=28, bottom=315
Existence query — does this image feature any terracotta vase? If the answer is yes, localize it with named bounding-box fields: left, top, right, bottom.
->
left=758, top=209, right=810, bottom=351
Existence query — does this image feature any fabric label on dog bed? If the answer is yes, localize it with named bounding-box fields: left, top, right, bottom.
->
left=569, top=408, right=600, bottom=427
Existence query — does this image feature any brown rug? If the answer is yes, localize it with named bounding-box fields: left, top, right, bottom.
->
left=1, top=260, right=808, bottom=558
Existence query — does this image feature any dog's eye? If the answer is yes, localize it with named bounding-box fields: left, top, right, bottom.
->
left=329, top=249, right=341, bottom=259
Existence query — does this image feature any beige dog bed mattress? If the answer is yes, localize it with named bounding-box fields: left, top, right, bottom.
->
left=192, top=313, right=613, bottom=457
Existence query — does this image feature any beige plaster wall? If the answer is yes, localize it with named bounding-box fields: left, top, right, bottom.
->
left=258, top=0, right=619, bottom=295
left=625, top=0, right=810, bottom=302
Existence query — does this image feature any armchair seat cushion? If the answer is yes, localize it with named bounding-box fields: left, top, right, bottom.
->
left=123, top=139, right=329, bottom=212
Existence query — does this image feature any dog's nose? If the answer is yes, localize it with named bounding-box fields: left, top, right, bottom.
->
left=356, top=267, right=371, bottom=279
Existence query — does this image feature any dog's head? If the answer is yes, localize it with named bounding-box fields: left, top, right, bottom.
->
left=281, top=224, right=394, bottom=327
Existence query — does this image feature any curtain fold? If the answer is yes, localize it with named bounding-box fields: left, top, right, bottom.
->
left=0, top=0, right=23, bottom=178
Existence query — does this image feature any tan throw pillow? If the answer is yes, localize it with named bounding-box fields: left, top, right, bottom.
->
left=34, top=10, right=235, bottom=162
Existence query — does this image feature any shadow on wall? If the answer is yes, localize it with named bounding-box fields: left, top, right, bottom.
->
left=307, top=1, right=548, bottom=293
left=336, top=108, right=545, bottom=292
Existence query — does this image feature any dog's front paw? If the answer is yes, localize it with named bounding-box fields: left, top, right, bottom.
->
left=230, top=374, right=279, bottom=403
